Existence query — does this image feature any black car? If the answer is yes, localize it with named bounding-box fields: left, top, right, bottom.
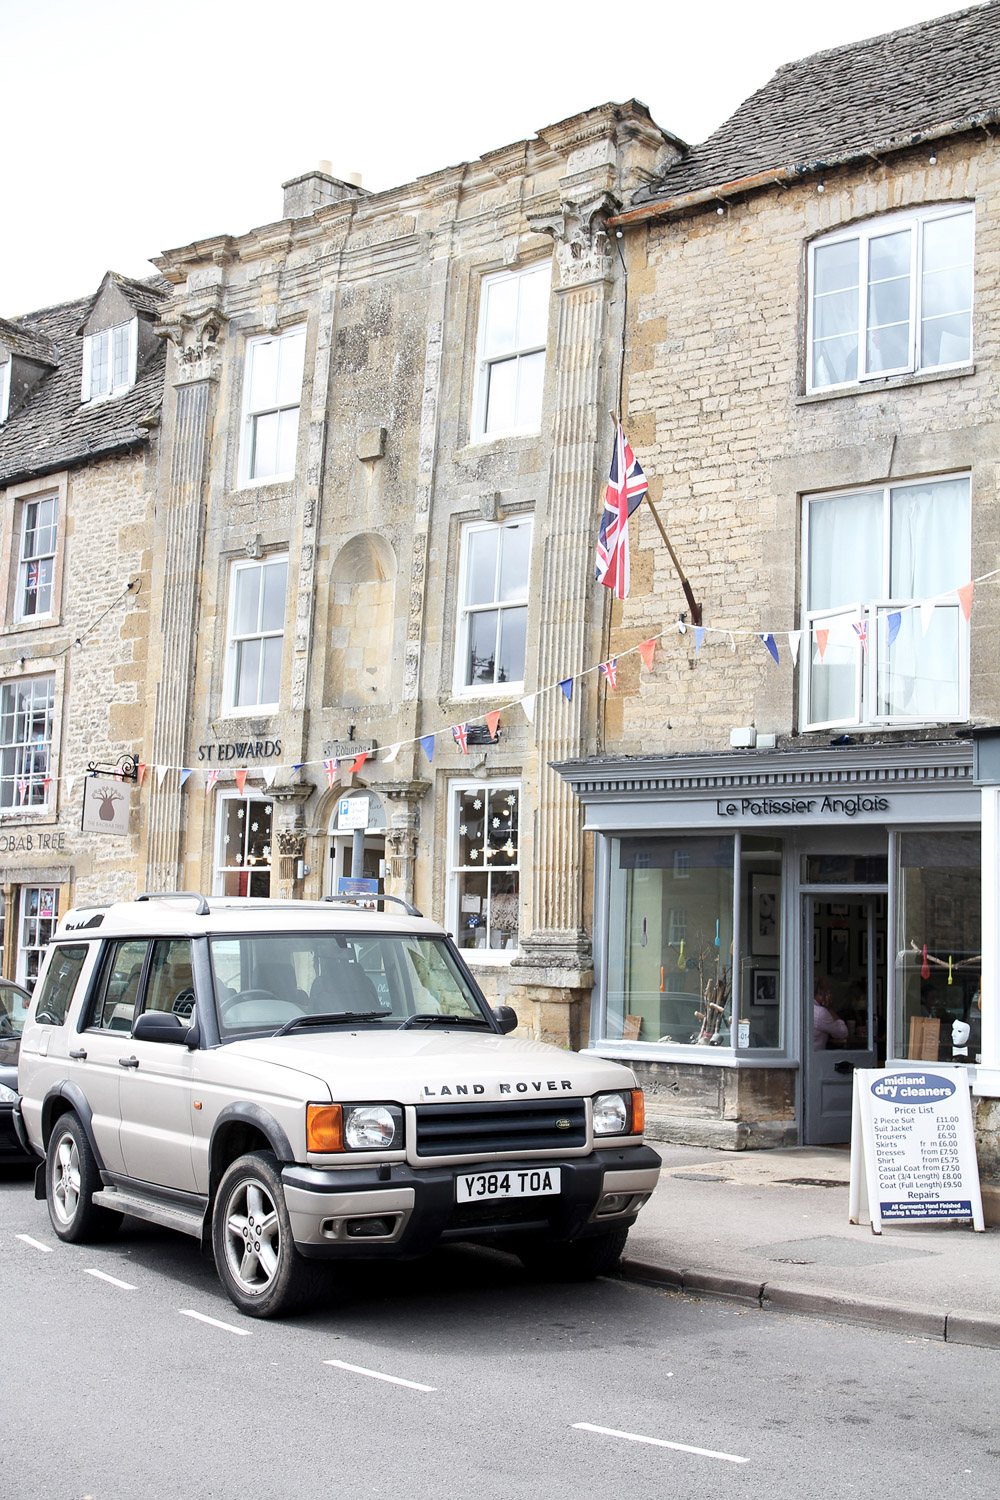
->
left=0, top=979, right=32, bottom=1160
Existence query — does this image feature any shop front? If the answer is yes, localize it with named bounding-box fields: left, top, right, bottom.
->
left=557, top=743, right=987, bottom=1149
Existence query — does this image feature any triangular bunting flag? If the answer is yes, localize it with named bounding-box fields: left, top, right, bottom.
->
left=452, top=724, right=469, bottom=754
left=179, top=768, right=192, bottom=789
left=957, top=581, right=974, bottom=622
left=348, top=752, right=368, bottom=775
left=639, top=639, right=657, bottom=672
left=382, top=744, right=400, bottom=764
left=235, top=768, right=247, bottom=795
left=887, top=611, right=902, bottom=648
left=559, top=678, right=573, bottom=702
left=815, top=628, right=829, bottom=662
left=599, top=659, right=617, bottom=690
left=760, top=633, right=779, bottom=665
left=65, top=775, right=75, bottom=799
left=206, top=769, right=220, bottom=794
left=787, top=631, right=801, bottom=666
left=155, top=765, right=168, bottom=789
left=262, top=768, right=276, bottom=787
left=419, top=735, right=435, bottom=763
left=852, top=619, right=869, bottom=659
left=694, top=627, right=705, bottom=656
left=136, top=762, right=147, bottom=786
left=520, top=695, right=536, bottom=723
left=293, top=762, right=304, bottom=771
left=920, top=598, right=936, bottom=636
left=323, top=757, right=337, bottom=789
left=485, top=710, right=501, bottom=740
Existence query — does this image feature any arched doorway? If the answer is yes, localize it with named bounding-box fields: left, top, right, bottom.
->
left=327, top=790, right=387, bottom=900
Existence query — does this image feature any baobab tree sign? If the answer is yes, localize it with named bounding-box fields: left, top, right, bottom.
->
left=81, top=775, right=131, bottom=836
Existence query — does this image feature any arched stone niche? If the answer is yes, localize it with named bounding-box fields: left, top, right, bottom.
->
left=325, top=533, right=396, bottom=706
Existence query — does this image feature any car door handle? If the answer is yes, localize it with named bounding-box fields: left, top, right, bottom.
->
left=119, top=1056, right=140, bottom=1069
left=69, top=1048, right=88, bottom=1060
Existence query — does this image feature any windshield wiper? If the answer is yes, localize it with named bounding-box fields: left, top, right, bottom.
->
left=273, top=1011, right=389, bottom=1036
left=398, top=1013, right=491, bottom=1029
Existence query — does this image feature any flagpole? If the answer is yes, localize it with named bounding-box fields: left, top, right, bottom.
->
left=607, top=409, right=702, bottom=626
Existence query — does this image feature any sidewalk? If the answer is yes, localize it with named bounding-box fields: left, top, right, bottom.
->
left=620, top=1142, right=1000, bottom=1349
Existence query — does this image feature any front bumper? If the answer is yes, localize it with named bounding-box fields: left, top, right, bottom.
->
left=283, top=1144, right=661, bottom=1260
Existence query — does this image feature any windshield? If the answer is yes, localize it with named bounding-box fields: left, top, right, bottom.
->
left=209, top=932, right=491, bottom=1037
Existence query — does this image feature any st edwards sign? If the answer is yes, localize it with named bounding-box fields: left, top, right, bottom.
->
left=198, top=739, right=282, bottom=762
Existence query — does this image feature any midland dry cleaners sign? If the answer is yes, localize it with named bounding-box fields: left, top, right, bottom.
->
left=849, top=1066, right=984, bottom=1233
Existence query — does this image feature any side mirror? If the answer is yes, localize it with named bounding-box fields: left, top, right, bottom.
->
left=133, top=1010, right=188, bottom=1045
left=493, top=1004, right=518, bottom=1035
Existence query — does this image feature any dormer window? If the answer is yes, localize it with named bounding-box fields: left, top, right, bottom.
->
left=0, top=360, right=9, bottom=423
left=81, top=318, right=137, bottom=402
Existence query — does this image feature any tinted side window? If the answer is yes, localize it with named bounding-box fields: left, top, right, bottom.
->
left=89, top=939, right=149, bottom=1032
left=33, top=944, right=89, bottom=1026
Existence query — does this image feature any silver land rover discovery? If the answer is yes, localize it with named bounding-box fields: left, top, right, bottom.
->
left=14, top=893, right=661, bottom=1317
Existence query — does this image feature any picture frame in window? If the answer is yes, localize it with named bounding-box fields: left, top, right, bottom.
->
left=813, top=926, right=821, bottom=964
left=829, top=902, right=849, bottom=918
left=828, top=927, right=850, bottom=977
left=859, top=929, right=869, bottom=967
left=750, top=874, right=780, bottom=956
left=753, top=969, right=779, bottom=1005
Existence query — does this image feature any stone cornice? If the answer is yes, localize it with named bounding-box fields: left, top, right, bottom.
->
left=555, top=741, right=976, bottom=798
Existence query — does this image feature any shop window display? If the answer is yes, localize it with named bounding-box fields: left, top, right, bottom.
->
left=895, top=832, right=981, bottom=1063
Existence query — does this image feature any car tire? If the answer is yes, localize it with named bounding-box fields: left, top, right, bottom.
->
left=45, top=1112, right=123, bottom=1243
left=212, top=1151, right=325, bottom=1319
left=518, top=1225, right=630, bottom=1282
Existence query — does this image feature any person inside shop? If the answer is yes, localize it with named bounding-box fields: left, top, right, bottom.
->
left=813, top=978, right=849, bottom=1050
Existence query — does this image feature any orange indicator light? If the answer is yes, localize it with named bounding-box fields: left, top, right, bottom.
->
left=307, top=1103, right=344, bottom=1152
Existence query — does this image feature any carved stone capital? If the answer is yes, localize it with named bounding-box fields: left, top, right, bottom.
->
left=157, top=303, right=225, bottom=381
left=528, top=193, right=620, bottom=289
left=275, top=830, right=305, bottom=858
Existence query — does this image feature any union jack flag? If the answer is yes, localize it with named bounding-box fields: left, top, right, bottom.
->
left=595, top=422, right=648, bottom=600
left=205, top=768, right=220, bottom=794
left=599, top=659, right=618, bottom=691
left=452, top=723, right=469, bottom=755
left=323, top=758, right=338, bottom=789
left=25, top=562, right=39, bottom=594
left=852, top=619, right=869, bottom=659
left=16, top=778, right=27, bottom=805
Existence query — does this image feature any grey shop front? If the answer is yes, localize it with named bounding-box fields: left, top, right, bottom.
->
left=557, top=743, right=982, bottom=1148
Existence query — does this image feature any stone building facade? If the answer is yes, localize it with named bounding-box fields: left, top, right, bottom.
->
left=0, top=272, right=166, bottom=987
left=556, top=3, right=1000, bottom=1205
left=141, top=102, right=674, bottom=1043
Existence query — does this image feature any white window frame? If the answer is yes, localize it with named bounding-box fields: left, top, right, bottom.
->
left=222, top=554, right=288, bottom=716
left=237, top=325, right=306, bottom=487
left=800, top=476, right=971, bottom=731
left=471, top=263, right=551, bottom=441
left=81, top=318, right=138, bottom=403
left=453, top=516, right=532, bottom=697
left=446, top=778, right=521, bottom=964
left=0, top=360, right=9, bottom=423
left=807, top=204, right=974, bottom=393
left=14, top=493, right=58, bottom=623
left=212, top=792, right=275, bottom=897
left=16, top=885, right=58, bottom=990
left=0, top=673, right=55, bottom=810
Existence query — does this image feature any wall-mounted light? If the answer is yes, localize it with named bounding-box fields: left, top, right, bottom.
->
left=929, top=153, right=938, bottom=165
left=816, top=181, right=825, bottom=193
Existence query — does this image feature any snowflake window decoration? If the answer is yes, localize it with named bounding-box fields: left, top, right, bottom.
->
left=491, top=817, right=500, bottom=829
left=459, top=824, right=468, bottom=836
left=505, top=795, right=516, bottom=806
left=472, top=799, right=482, bottom=810
left=237, top=809, right=245, bottom=820
left=265, top=805, right=272, bottom=814
left=251, top=823, right=259, bottom=832
left=469, top=849, right=479, bottom=860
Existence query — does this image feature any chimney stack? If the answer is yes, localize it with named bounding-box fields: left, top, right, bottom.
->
left=282, top=164, right=367, bottom=219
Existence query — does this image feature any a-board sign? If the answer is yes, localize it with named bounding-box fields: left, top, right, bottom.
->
left=81, top=776, right=130, bottom=836
left=337, top=877, right=378, bottom=896
left=337, top=796, right=369, bottom=831
left=849, top=1066, right=985, bottom=1233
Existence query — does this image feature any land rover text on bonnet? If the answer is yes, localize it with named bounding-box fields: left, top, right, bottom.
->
left=14, top=894, right=661, bottom=1317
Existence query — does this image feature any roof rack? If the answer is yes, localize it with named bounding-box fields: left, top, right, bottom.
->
left=322, top=893, right=423, bottom=918
left=136, top=891, right=211, bottom=916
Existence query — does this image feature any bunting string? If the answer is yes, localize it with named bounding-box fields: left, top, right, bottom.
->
left=22, top=569, right=997, bottom=798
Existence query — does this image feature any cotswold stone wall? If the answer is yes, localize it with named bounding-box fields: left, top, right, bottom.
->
left=611, top=139, right=1000, bottom=750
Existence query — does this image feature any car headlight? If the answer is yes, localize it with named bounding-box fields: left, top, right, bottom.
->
left=0, top=1083, right=17, bottom=1105
left=592, top=1089, right=644, bottom=1137
left=306, top=1102, right=403, bottom=1152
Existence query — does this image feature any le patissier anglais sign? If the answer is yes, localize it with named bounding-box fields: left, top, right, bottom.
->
left=849, top=1067, right=985, bottom=1233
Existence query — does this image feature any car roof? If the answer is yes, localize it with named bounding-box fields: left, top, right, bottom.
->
left=54, top=895, right=443, bottom=942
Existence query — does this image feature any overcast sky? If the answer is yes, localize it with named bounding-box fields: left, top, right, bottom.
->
left=1, top=0, right=968, bottom=315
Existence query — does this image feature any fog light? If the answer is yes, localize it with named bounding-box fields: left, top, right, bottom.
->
left=345, top=1216, right=395, bottom=1238
left=597, top=1192, right=632, bottom=1216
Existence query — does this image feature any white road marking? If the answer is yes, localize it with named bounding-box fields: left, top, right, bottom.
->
left=573, top=1423, right=748, bottom=1465
left=85, top=1268, right=137, bottom=1290
left=179, top=1308, right=251, bottom=1336
left=324, top=1358, right=436, bottom=1392
left=16, top=1233, right=53, bottom=1253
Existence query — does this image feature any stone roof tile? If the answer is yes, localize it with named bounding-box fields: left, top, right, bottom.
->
left=632, top=3, right=1000, bottom=208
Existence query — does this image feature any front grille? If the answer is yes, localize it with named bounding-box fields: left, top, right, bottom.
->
left=414, top=1098, right=586, bottom=1157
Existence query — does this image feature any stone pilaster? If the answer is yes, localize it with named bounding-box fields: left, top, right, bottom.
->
left=144, top=309, right=220, bottom=891
left=509, top=198, right=616, bottom=1040
left=383, top=780, right=430, bottom=910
